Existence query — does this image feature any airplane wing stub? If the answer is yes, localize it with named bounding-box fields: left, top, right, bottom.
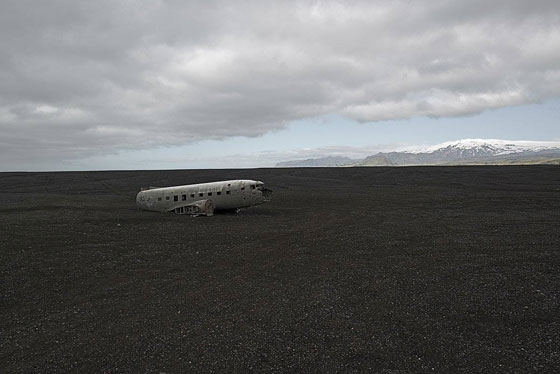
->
left=172, top=199, right=214, bottom=216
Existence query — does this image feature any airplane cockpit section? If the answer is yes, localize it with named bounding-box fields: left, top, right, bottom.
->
left=255, top=182, right=273, bottom=202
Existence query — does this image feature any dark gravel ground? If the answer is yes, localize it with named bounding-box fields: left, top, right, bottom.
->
left=1, top=166, right=559, bottom=373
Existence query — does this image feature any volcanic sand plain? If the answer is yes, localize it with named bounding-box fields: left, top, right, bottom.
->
left=1, top=166, right=559, bottom=373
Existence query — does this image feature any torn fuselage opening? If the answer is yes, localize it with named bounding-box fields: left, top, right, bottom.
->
left=256, top=183, right=273, bottom=202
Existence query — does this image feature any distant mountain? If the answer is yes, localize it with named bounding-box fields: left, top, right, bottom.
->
left=357, top=139, right=560, bottom=166
left=275, top=139, right=560, bottom=167
left=275, top=156, right=356, bottom=167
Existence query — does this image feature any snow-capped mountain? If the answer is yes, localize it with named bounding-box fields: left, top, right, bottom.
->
left=275, top=139, right=560, bottom=167
left=414, top=139, right=560, bottom=156
left=357, top=139, right=560, bottom=166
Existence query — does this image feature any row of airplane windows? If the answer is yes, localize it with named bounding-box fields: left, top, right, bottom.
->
left=157, top=190, right=230, bottom=202
left=156, top=185, right=256, bottom=202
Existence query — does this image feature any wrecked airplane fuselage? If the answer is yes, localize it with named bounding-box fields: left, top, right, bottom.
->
left=136, top=179, right=272, bottom=216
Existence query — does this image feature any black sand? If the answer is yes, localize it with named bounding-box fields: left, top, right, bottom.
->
left=1, top=166, right=559, bottom=373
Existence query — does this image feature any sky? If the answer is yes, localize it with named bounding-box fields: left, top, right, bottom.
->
left=1, top=0, right=559, bottom=171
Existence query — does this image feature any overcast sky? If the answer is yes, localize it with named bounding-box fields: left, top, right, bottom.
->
left=1, top=0, right=559, bottom=171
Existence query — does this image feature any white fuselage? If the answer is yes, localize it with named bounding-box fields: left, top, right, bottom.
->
left=136, top=179, right=270, bottom=212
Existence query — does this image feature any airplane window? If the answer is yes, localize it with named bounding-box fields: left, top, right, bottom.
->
left=251, top=185, right=255, bottom=189
left=241, top=187, right=245, bottom=190
left=190, top=193, right=195, bottom=198
left=166, top=196, right=170, bottom=200
left=228, top=183, right=231, bottom=186
left=182, top=195, right=186, bottom=201
left=199, top=192, right=203, bottom=197
left=217, top=191, right=221, bottom=195
left=208, top=192, right=212, bottom=196
left=158, top=197, right=162, bottom=201
left=174, top=196, right=178, bottom=201
left=226, top=191, right=230, bottom=195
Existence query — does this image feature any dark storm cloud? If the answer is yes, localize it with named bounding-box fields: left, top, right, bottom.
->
left=1, top=0, right=559, bottom=167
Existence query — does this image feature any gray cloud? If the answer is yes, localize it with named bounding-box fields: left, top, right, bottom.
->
left=1, top=0, right=560, bottom=167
